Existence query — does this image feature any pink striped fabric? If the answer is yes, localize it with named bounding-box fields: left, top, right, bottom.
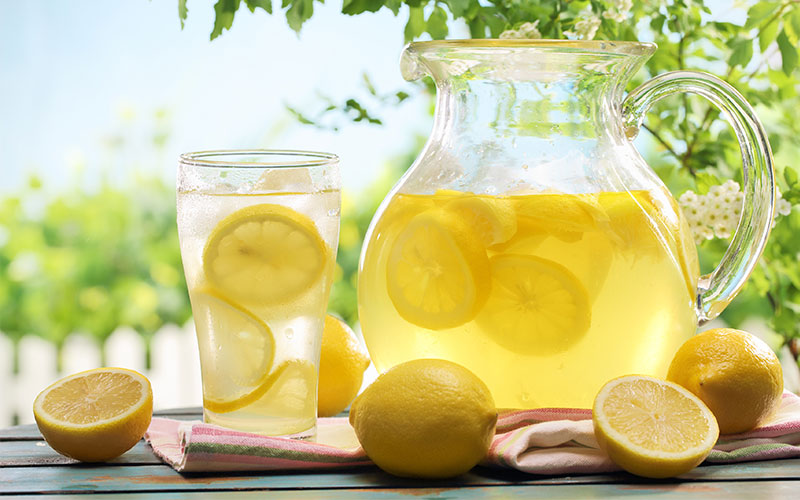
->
left=145, top=391, right=800, bottom=474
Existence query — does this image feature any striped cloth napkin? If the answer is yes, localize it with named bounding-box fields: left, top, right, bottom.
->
left=145, top=391, right=800, bottom=474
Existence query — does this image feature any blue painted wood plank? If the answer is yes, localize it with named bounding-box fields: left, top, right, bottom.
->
left=0, top=440, right=160, bottom=467
left=1, top=460, right=800, bottom=495
left=0, top=464, right=631, bottom=495
left=7, top=480, right=800, bottom=499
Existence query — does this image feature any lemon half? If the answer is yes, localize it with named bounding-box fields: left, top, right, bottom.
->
left=33, top=368, right=153, bottom=462
left=593, top=375, right=719, bottom=478
left=203, top=203, right=328, bottom=305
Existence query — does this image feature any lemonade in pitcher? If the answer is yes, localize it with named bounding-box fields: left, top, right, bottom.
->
left=177, top=151, right=340, bottom=438
left=359, top=188, right=699, bottom=409
left=358, top=40, right=774, bottom=410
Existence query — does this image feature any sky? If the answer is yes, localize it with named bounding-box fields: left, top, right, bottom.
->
left=0, top=1, right=432, bottom=194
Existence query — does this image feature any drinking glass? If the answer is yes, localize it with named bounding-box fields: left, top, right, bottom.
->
left=177, top=150, right=340, bottom=439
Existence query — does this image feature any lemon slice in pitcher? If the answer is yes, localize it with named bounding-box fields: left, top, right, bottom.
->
left=192, top=289, right=276, bottom=413
left=203, top=204, right=328, bottom=305
left=387, top=210, right=491, bottom=330
left=477, top=254, right=591, bottom=355
left=442, top=195, right=517, bottom=246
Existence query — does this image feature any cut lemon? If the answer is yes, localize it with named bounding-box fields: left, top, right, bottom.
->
left=477, top=254, right=590, bottom=355
left=252, top=360, right=317, bottom=418
left=510, top=193, right=602, bottom=242
left=192, top=289, right=276, bottom=414
left=593, top=375, right=719, bottom=478
left=598, top=191, right=698, bottom=297
left=443, top=195, right=517, bottom=246
left=387, top=210, right=491, bottom=330
left=203, top=203, right=328, bottom=305
left=33, top=368, right=153, bottom=462
left=597, top=190, right=675, bottom=253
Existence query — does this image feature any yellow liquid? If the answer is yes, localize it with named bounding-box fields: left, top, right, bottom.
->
left=358, top=190, right=699, bottom=409
left=178, top=190, right=339, bottom=437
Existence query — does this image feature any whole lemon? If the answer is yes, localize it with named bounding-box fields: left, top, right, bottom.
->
left=667, top=328, right=783, bottom=434
left=349, top=359, right=497, bottom=479
left=318, top=314, right=371, bottom=417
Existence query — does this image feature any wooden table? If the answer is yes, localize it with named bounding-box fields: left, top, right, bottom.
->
left=3, top=408, right=800, bottom=498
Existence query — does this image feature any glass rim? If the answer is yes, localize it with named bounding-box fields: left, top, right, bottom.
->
left=406, top=39, right=657, bottom=56
left=179, top=149, right=339, bottom=169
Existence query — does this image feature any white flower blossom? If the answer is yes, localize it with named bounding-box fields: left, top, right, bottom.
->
left=519, top=21, right=542, bottom=39
left=564, top=11, right=602, bottom=40
left=499, top=29, right=520, bottom=39
left=777, top=197, right=792, bottom=217
left=602, top=0, right=633, bottom=22
left=678, top=181, right=793, bottom=242
left=499, top=20, right=542, bottom=40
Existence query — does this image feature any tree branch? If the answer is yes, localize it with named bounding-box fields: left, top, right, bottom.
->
left=642, top=124, right=689, bottom=172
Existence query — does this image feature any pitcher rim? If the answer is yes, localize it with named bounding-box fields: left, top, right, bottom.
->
left=406, top=39, right=656, bottom=56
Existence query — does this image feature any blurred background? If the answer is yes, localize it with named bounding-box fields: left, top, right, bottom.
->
left=2, top=0, right=800, bottom=426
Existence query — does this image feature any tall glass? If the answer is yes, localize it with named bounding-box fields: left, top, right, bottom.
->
left=177, top=150, right=340, bottom=439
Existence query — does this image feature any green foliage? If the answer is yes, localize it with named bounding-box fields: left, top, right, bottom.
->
left=0, top=175, right=191, bottom=345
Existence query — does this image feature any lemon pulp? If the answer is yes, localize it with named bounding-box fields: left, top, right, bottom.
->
left=477, top=254, right=591, bottom=355
left=593, top=375, right=718, bottom=478
left=203, top=203, right=328, bottom=306
left=386, top=209, right=490, bottom=330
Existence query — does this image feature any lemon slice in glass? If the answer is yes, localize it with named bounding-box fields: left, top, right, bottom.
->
left=387, top=210, right=491, bottom=330
left=203, top=203, right=328, bottom=305
left=477, top=254, right=591, bottom=355
left=593, top=375, right=719, bottom=478
left=254, top=360, right=318, bottom=418
left=192, top=289, right=276, bottom=414
left=442, top=195, right=517, bottom=247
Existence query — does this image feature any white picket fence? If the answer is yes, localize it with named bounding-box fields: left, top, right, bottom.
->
left=0, top=323, right=203, bottom=427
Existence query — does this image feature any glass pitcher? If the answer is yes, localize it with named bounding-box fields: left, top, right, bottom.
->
left=357, top=40, right=774, bottom=409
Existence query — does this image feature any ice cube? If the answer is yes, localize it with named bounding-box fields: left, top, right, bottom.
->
left=256, top=167, right=313, bottom=192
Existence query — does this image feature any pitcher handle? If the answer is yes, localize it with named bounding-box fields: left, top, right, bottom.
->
left=622, top=70, right=774, bottom=324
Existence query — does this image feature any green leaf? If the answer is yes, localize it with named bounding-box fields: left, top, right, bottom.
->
left=179, top=0, right=188, bottom=28
left=786, top=9, right=800, bottom=44
left=759, top=18, right=779, bottom=52
left=404, top=6, right=425, bottom=41
left=245, top=0, right=272, bottom=14
left=426, top=6, right=448, bottom=39
left=211, top=0, right=241, bottom=40
left=649, top=14, right=665, bottom=33
left=468, top=16, right=486, bottom=38
left=342, top=0, right=385, bottom=15
left=286, top=0, right=315, bottom=32
left=728, top=38, right=753, bottom=68
left=785, top=167, right=799, bottom=188
left=777, top=30, right=798, bottom=76
left=384, top=0, right=402, bottom=15
left=445, top=0, right=470, bottom=18
left=694, top=172, right=721, bottom=195
left=744, top=2, right=780, bottom=30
